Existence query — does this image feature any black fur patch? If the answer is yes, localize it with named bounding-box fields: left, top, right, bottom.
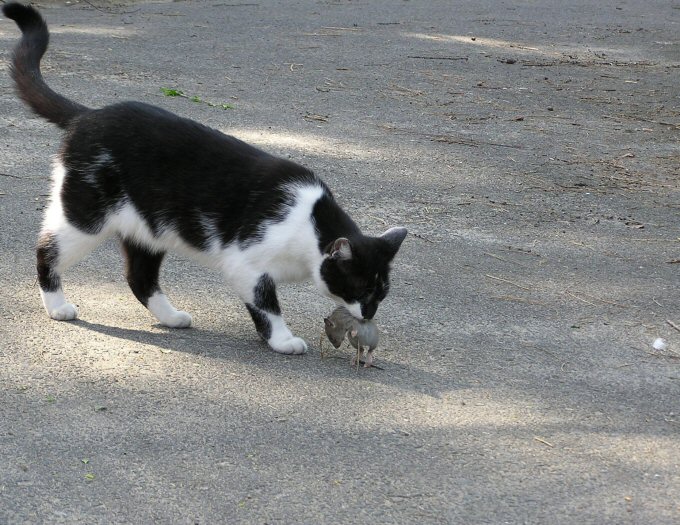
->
left=319, top=236, right=397, bottom=319
left=245, top=304, right=272, bottom=340
left=36, top=233, right=60, bottom=292
left=244, top=274, right=281, bottom=340
left=311, top=191, right=360, bottom=252
left=253, top=274, right=280, bottom=315
left=312, top=192, right=404, bottom=319
left=121, top=240, right=164, bottom=306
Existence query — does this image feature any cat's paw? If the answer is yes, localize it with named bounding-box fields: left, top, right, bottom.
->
left=161, top=310, right=192, bottom=329
left=49, top=303, right=78, bottom=321
left=269, top=336, right=307, bottom=355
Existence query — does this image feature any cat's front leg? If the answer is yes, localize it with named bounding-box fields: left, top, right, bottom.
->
left=239, top=274, right=307, bottom=355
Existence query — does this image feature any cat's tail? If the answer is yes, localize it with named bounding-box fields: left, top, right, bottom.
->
left=2, top=2, right=89, bottom=128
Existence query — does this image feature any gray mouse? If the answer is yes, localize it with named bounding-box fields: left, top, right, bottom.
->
left=323, top=306, right=379, bottom=367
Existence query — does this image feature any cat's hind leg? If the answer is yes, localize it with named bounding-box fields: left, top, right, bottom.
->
left=121, top=239, right=191, bottom=328
left=236, top=273, right=307, bottom=355
left=37, top=158, right=113, bottom=320
left=37, top=225, right=106, bottom=321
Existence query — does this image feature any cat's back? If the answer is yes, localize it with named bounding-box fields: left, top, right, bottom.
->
left=65, top=100, right=266, bottom=164
left=61, top=100, right=324, bottom=192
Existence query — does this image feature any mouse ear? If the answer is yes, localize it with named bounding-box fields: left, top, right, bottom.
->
left=380, top=227, right=407, bottom=258
left=324, top=317, right=334, bottom=328
left=350, top=329, right=358, bottom=338
left=329, top=238, right=352, bottom=260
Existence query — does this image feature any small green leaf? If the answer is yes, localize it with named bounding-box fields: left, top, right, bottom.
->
left=82, top=458, right=89, bottom=464
left=84, top=473, right=95, bottom=480
left=45, top=395, right=56, bottom=403
left=221, top=103, right=235, bottom=110
left=190, top=95, right=202, bottom=103
left=94, top=406, right=107, bottom=412
left=160, top=88, right=184, bottom=97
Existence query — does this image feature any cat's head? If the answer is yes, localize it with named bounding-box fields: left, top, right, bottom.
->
left=316, top=227, right=407, bottom=320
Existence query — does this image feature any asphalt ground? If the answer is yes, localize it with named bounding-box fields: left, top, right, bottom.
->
left=1, top=1, right=679, bottom=523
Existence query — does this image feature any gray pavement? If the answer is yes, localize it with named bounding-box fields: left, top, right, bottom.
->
left=1, top=0, right=679, bottom=523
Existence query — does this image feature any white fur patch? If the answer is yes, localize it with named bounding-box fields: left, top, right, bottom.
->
left=82, top=150, right=114, bottom=185
left=40, top=290, right=78, bottom=321
left=220, top=185, right=325, bottom=284
left=147, top=292, right=192, bottom=328
left=44, top=160, right=108, bottom=273
left=99, top=202, right=222, bottom=269
left=342, top=301, right=363, bottom=319
left=267, top=313, right=307, bottom=354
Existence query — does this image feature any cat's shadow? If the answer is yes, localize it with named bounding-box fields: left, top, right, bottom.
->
left=73, top=319, right=452, bottom=397
left=73, top=319, right=266, bottom=360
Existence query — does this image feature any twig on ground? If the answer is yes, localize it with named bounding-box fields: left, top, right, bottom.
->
left=433, top=134, right=522, bottom=149
left=534, top=436, right=554, bottom=448
left=412, top=232, right=435, bottom=243
left=573, top=290, right=629, bottom=308
left=628, top=238, right=680, bottom=242
left=485, top=274, right=531, bottom=291
left=408, top=56, right=468, bottom=61
left=624, top=115, right=680, bottom=129
left=564, top=290, right=598, bottom=307
left=377, top=123, right=522, bottom=149
left=303, top=113, right=328, bottom=122
left=77, top=0, right=140, bottom=14
left=666, top=320, right=680, bottom=334
left=319, top=330, right=327, bottom=359
left=367, top=214, right=388, bottom=226
left=484, top=252, right=531, bottom=268
left=322, top=26, right=362, bottom=32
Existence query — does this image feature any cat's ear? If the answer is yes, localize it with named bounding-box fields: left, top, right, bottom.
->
left=330, top=238, right=352, bottom=260
left=381, top=227, right=408, bottom=258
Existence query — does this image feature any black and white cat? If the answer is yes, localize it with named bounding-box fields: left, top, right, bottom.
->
left=3, top=3, right=407, bottom=355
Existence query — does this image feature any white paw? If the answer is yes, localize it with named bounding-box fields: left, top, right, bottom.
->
left=161, top=310, right=192, bottom=329
left=49, top=303, right=78, bottom=321
left=269, top=336, right=307, bottom=355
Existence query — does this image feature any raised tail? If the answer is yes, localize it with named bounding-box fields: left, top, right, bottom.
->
left=2, top=2, right=89, bottom=128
